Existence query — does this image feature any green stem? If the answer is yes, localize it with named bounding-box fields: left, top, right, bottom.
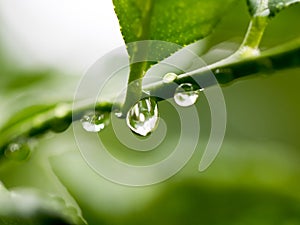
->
left=121, top=60, right=147, bottom=115
left=147, top=38, right=300, bottom=99
left=237, top=16, right=269, bottom=57
left=121, top=0, right=154, bottom=115
left=0, top=102, right=113, bottom=159
left=0, top=38, right=299, bottom=160
left=0, top=33, right=300, bottom=160
left=119, top=1, right=270, bottom=115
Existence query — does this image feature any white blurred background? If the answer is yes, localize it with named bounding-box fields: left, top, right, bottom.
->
left=0, top=0, right=124, bottom=75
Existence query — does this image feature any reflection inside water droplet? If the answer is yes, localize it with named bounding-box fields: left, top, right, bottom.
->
left=126, top=98, right=159, bottom=137
left=81, top=111, right=110, bottom=132
left=174, top=83, right=201, bottom=107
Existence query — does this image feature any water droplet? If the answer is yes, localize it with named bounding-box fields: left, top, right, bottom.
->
left=113, top=105, right=124, bottom=118
left=5, top=142, right=31, bottom=161
left=214, top=67, right=234, bottom=75
left=214, top=67, right=235, bottom=84
left=80, top=111, right=109, bottom=132
left=126, top=98, right=159, bottom=137
left=276, top=2, right=284, bottom=9
left=114, top=110, right=123, bottom=118
left=163, top=72, right=177, bottom=83
left=174, top=83, right=200, bottom=107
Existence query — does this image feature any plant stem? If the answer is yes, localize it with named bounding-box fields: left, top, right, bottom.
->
left=146, top=38, right=300, bottom=99
left=237, top=16, right=269, bottom=57
left=0, top=38, right=299, bottom=160
left=121, top=0, right=154, bottom=115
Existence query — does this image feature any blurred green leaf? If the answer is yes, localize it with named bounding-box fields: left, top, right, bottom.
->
left=49, top=137, right=300, bottom=225
left=0, top=70, right=54, bottom=94
left=0, top=103, right=72, bottom=158
left=0, top=182, right=86, bottom=225
left=122, top=181, right=300, bottom=225
left=0, top=105, right=56, bottom=132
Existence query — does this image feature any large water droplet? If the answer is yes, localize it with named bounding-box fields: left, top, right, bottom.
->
left=5, top=142, right=31, bottom=161
left=126, top=98, right=159, bottom=137
left=163, top=72, right=177, bottom=83
left=80, top=111, right=109, bottom=132
left=174, top=83, right=200, bottom=107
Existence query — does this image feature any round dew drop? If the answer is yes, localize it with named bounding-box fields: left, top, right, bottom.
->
left=114, top=108, right=123, bottom=118
left=5, top=142, right=31, bottom=161
left=81, top=111, right=110, bottom=132
left=163, top=72, right=177, bottom=83
left=174, top=83, right=200, bottom=107
left=126, top=98, right=159, bottom=137
left=276, top=2, right=284, bottom=9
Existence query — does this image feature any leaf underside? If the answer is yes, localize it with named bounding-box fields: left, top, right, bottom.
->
left=247, top=0, right=300, bottom=17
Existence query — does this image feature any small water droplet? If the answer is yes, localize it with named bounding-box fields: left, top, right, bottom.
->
left=163, top=72, right=177, bottom=83
left=5, top=142, right=31, bottom=161
left=214, top=67, right=233, bottom=75
left=215, top=69, right=221, bottom=74
left=80, top=111, right=109, bottom=132
left=126, top=98, right=159, bottom=137
left=114, top=110, right=123, bottom=118
left=112, top=106, right=123, bottom=118
left=214, top=67, right=235, bottom=84
left=276, top=2, right=284, bottom=9
left=174, top=83, right=200, bottom=107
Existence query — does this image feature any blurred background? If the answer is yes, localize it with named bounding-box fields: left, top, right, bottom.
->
left=0, top=1, right=300, bottom=225
left=0, top=0, right=123, bottom=75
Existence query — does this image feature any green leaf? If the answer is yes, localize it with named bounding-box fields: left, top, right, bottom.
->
left=123, top=181, right=300, bottom=225
left=0, top=70, right=54, bottom=94
left=0, top=182, right=86, bottom=225
left=247, top=0, right=300, bottom=17
left=0, top=105, right=56, bottom=132
left=113, top=0, right=237, bottom=45
left=113, top=0, right=237, bottom=110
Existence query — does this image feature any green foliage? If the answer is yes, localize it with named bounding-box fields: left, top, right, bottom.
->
left=0, top=182, right=86, bottom=225
left=124, top=182, right=300, bottom=225
left=113, top=0, right=237, bottom=45
left=113, top=0, right=238, bottom=110
left=0, top=104, right=72, bottom=157
left=0, top=0, right=300, bottom=224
